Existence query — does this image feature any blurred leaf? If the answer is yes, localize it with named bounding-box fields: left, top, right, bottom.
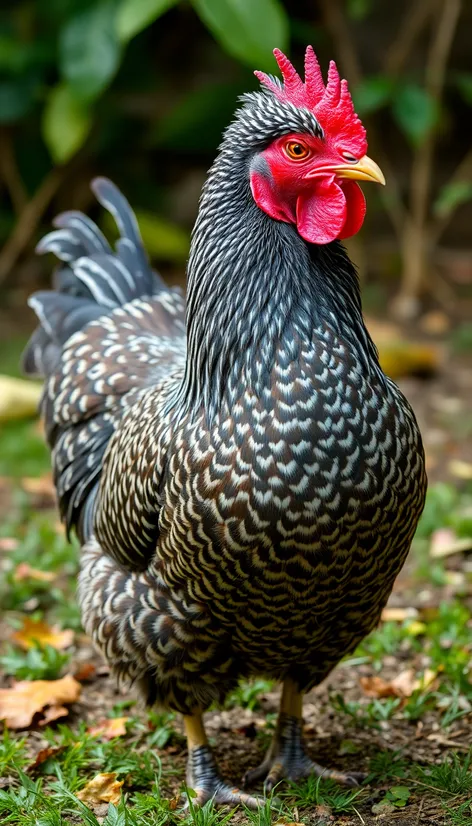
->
left=0, top=376, right=42, bottom=422
left=346, top=0, right=373, bottom=20
left=0, top=77, right=37, bottom=123
left=152, top=81, right=246, bottom=153
left=191, top=0, right=288, bottom=71
left=42, top=83, right=91, bottom=163
left=135, top=211, right=190, bottom=262
left=59, top=1, right=121, bottom=101
left=353, top=75, right=394, bottom=115
left=104, top=209, right=189, bottom=262
left=454, top=72, right=472, bottom=106
left=116, top=0, right=179, bottom=43
left=392, top=84, right=438, bottom=145
left=434, top=181, right=472, bottom=218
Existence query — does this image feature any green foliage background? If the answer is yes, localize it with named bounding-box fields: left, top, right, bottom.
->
left=1, top=0, right=472, bottom=278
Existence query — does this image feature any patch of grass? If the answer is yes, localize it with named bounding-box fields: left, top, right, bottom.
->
left=0, top=643, right=70, bottom=680
left=0, top=419, right=50, bottom=478
left=287, top=775, right=364, bottom=814
left=367, top=750, right=409, bottom=782
left=0, top=516, right=78, bottom=612
left=354, top=620, right=420, bottom=670
left=0, top=730, right=28, bottom=776
left=417, top=750, right=472, bottom=797
left=330, top=693, right=401, bottom=729
left=445, top=798, right=472, bottom=825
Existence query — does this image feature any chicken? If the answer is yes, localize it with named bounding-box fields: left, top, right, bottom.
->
left=23, top=47, right=427, bottom=807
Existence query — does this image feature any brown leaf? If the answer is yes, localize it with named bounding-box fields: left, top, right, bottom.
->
left=27, top=745, right=64, bottom=772
left=12, top=618, right=74, bottom=651
left=88, top=717, right=128, bottom=740
left=360, top=668, right=437, bottom=700
left=76, top=773, right=123, bottom=806
left=0, top=674, right=81, bottom=729
left=13, top=563, right=56, bottom=583
left=360, top=675, right=400, bottom=699
left=73, top=663, right=96, bottom=682
left=39, top=705, right=70, bottom=726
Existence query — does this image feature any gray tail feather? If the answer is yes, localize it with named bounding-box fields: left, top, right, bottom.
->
left=23, top=177, right=166, bottom=378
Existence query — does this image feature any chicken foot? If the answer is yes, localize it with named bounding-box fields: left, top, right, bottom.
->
left=184, top=713, right=264, bottom=809
left=243, top=679, right=365, bottom=792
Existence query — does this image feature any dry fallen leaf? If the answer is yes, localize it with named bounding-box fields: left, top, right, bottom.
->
left=381, top=607, right=419, bottom=622
left=0, top=674, right=81, bottom=729
left=0, top=375, right=42, bottom=422
left=448, top=459, right=472, bottom=480
left=77, top=773, right=123, bottom=806
left=88, top=717, right=128, bottom=740
left=430, top=527, right=472, bottom=559
left=12, top=618, right=74, bottom=651
left=360, top=668, right=437, bottom=700
left=73, top=663, right=96, bottom=682
left=27, top=745, right=65, bottom=772
left=13, top=563, right=56, bottom=583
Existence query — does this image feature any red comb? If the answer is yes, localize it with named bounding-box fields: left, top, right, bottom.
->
left=255, top=47, right=366, bottom=155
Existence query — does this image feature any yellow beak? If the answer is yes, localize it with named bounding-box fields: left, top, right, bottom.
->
left=334, top=154, right=386, bottom=185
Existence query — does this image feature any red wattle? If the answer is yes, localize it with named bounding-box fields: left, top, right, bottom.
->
left=296, top=178, right=347, bottom=245
left=249, top=171, right=296, bottom=224
left=338, top=180, right=366, bottom=239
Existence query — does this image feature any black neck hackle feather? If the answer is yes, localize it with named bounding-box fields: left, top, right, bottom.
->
left=180, top=89, right=382, bottom=420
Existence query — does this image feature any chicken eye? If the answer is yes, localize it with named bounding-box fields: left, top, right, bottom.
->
left=285, top=141, right=310, bottom=161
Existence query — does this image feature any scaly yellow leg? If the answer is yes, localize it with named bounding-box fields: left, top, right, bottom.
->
left=183, top=713, right=208, bottom=750
left=183, top=711, right=263, bottom=808
left=243, top=678, right=365, bottom=791
left=279, top=677, right=303, bottom=718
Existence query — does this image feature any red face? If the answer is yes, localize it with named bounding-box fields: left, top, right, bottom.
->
left=250, top=133, right=385, bottom=245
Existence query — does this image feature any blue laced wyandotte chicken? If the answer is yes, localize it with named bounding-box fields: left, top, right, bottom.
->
left=23, top=47, right=427, bottom=807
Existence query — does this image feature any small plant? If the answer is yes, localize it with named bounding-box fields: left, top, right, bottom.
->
left=383, top=785, right=411, bottom=808
left=225, top=678, right=274, bottom=711
left=0, top=643, right=70, bottom=680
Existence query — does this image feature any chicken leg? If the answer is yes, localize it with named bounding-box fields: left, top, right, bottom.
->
left=243, top=679, right=365, bottom=792
left=184, top=713, right=264, bottom=808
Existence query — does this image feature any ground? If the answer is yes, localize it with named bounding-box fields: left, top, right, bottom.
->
left=0, top=332, right=472, bottom=826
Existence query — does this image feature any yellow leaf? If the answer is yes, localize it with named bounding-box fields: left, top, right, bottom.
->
left=88, top=717, right=129, bottom=740
left=448, top=459, right=472, bottom=480
left=0, top=675, right=81, bottom=729
left=13, top=564, right=56, bottom=583
left=381, top=607, right=418, bottom=622
left=12, top=618, right=74, bottom=651
left=77, top=773, right=123, bottom=806
left=0, top=375, right=42, bottom=423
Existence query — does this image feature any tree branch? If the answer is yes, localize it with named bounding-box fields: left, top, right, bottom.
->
left=394, top=0, right=462, bottom=315
left=383, top=0, right=437, bottom=76
left=0, top=127, right=28, bottom=214
left=0, top=165, right=71, bottom=284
